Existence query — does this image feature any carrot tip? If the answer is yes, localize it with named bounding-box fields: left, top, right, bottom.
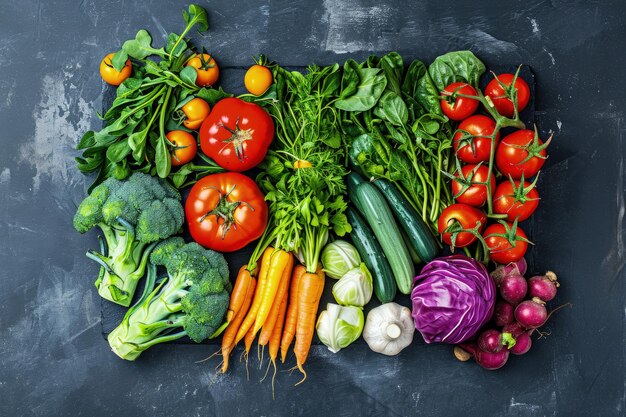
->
left=294, top=363, right=307, bottom=386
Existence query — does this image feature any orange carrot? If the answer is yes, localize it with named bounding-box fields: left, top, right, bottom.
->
left=226, top=266, right=253, bottom=323
left=280, top=264, right=306, bottom=363
left=293, top=268, right=325, bottom=383
left=253, top=250, right=292, bottom=334
left=220, top=277, right=256, bottom=373
left=235, top=247, right=274, bottom=344
left=258, top=255, right=294, bottom=346
left=268, top=289, right=289, bottom=399
left=244, top=321, right=256, bottom=355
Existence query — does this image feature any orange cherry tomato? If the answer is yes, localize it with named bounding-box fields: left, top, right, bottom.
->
left=244, top=64, right=273, bottom=96
left=99, top=53, right=132, bottom=86
left=167, top=130, right=197, bottom=166
left=182, top=98, right=211, bottom=130
left=186, top=53, right=219, bottom=87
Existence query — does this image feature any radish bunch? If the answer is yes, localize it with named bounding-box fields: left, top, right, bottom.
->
left=454, top=259, right=560, bottom=370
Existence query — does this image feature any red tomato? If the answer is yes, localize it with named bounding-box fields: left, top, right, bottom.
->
left=440, top=82, right=479, bottom=121
left=199, top=97, right=274, bottom=172
left=451, top=164, right=496, bottom=207
left=493, top=179, right=540, bottom=222
left=453, top=115, right=500, bottom=164
left=485, top=73, right=530, bottom=117
left=185, top=173, right=268, bottom=252
left=496, top=129, right=550, bottom=179
left=483, top=222, right=529, bottom=264
left=438, top=203, right=488, bottom=248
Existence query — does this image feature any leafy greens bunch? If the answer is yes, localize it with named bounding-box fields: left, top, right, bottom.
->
left=337, top=51, right=488, bottom=234
left=249, top=64, right=352, bottom=272
left=76, top=4, right=228, bottom=192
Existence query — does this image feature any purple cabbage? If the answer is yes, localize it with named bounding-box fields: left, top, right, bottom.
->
left=411, top=255, right=495, bottom=344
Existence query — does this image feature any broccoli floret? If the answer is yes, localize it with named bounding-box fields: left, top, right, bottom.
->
left=73, top=173, right=184, bottom=306
left=107, top=239, right=231, bottom=360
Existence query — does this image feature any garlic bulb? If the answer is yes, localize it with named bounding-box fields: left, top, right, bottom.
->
left=363, top=302, right=414, bottom=356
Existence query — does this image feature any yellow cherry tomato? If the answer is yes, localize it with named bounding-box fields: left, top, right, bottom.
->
left=186, top=53, right=219, bottom=87
left=167, top=130, right=197, bottom=167
left=99, top=53, right=132, bottom=86
left=244, top=64, right=273, bottom=96
left=182, top=98, right=211, bottom=130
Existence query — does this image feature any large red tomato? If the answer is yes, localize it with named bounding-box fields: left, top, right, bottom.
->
left=438, top=203, right=488, bottom=248
left=485, top=73, right=530, bottom=118
left=453, top=115, right=500, bottom=164
left=451, top=164, right=496, bottom=207
left=483, top=222, right=529, bottom=264
left=185, top=172, right=268, bottom=252
left=199, top=97, right=274, bottom=172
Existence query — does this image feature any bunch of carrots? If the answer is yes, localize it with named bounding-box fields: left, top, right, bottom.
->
left=220, top=247, right=325, bottom=386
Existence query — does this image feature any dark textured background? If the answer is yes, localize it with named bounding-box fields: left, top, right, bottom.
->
left=1, top=1, right=624, bottom=416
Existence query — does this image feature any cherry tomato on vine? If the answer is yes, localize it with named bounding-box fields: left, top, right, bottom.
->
left=485, top=73, right=530, bottom=118
left=440, top=82, right=479, bottom=121
left=496, top=129, right=551, bottom=179
left=186, top=53, right=219, bottom=87
left=100, top=53, right=132, bottom=86
left=483, top=222, right=529, bottom=264
left=438, top=203, right=488, bottom=248
left=244, top=64, right=273, bottom=96
left=185, top=172, right=268, bottom=252
left=451, top=164, right=496, bottom=207
left=199, top=97, right=274, bottom=172
left=453, top=115, right=500, bottom=164
left=167, top=130, right=197, bottom=167
left=493, top=178, right=540, bottom=222
left=181, top=98, right=211, bottom=130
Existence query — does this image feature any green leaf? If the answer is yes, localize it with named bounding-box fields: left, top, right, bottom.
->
left=380, top=52, right=403, bottom=95
left=122, top=29, right=165, bottom=60
left=111, top=50, right=128, bottom=72
left=155, top=137, right=171, bottom=178
left=179, top=66, right=197, bottom=85
left=428, top=50, right=486, bottom=91
left=77, top=131, right=95, bottom=150
left=338, top=59, right=360, bottom=99
left=417, top=71, right=442, bottom=116
left=165, top=33, right=187, bottom=57
left=105, top=140, right=131, bottom=163
left=373, top=91, right=408, bottom=126
left=183, top=4, right=209, bottom=32
left=335, top=65, right=387, bottom=112
left=196, top=87, right=233, bottom=106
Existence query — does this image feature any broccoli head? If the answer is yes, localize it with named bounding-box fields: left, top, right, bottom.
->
left=73, top=173, right=184, bottom=306
left=107, top=238, right=231, bottom=360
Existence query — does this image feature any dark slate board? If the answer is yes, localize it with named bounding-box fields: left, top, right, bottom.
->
left=101, top=65, right=536, bottom=344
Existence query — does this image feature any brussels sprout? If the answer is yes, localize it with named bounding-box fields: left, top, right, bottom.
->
left=321, top=240, right=361, bottom=279
left=332, top=263, right=373, bottom=307
left=316, top=303, right=364, bottom=353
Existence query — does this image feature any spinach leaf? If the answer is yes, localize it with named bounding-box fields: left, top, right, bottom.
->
left=428, top=50, right=486, bottom=91
left=373, top=91, right=408, bottom=126
left=122, top=30, right=165, bottom=60
left=111, top=50, right=128, bottom=72
left=165, top=33, right=187, bottom=57
left=417, top=71, right=442, bottom=116
left=336, top=63, right=387, bottom=112
left=183, top=4, right=209, bottom=32
left=179, top=66, right=197, bottom=85
left=196, top=87, right=233, bottom=106
left=380, top=52, right=404, bottom=95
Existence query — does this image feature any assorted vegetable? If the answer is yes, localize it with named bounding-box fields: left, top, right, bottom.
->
left=73, top=3, right=566, bottom=386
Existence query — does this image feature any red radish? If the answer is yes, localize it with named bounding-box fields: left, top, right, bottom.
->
left=515, top=297, right=548, bottom=329
left=478, top=329, right=516, bottom=353
left=499, top=274, right=528, bottom=305
left=456, top=342, right=510, bottom=370
left=475, top=348, right=510, bottom=370
left=494, top=300, right=515, bottom=326
left=528, top=271, right=559, bottom=302
left=510, top=331, right=532, bottom=355
left=502, top=322, right=525, bottom=338
left=490, top=258, right=527, bottom=285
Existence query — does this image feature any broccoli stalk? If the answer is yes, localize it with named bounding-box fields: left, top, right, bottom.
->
left=74, top=173, right=184, bottom=306
left=108, top=238, right=231, bottom=361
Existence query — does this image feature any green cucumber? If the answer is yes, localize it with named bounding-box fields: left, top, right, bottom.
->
left=346, top=208, right=397, bottom=303
left=373, top=179, right=439, bottom=262
left=349, top=180, right=415, bottom=294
